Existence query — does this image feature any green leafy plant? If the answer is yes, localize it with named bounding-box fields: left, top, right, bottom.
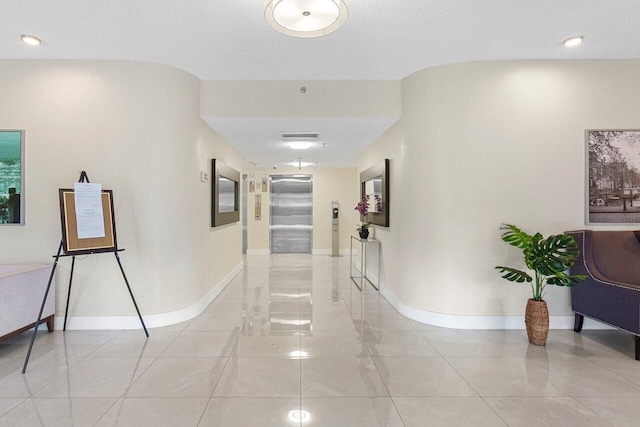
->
left=495, top=224, right=586, bottom=301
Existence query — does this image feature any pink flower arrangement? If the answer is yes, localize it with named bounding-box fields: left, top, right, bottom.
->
left=355, top=195, right=372, bottom=232
left=355, top=194, right=370, bottom=216
left=374, top=194, right=382, bottom=212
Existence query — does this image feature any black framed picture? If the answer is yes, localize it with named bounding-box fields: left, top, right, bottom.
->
left=360, top=159, right=390, bottom=227
left=212, top=159, right=240, bottom=227
left=587, top=130, right=640, bottom=224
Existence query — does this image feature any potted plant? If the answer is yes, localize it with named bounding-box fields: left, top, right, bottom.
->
left=354, top=195, right=372, bottom=239
left=356, top=222, right=371, bottom=239
left=495, top=224, right=586, bottom=345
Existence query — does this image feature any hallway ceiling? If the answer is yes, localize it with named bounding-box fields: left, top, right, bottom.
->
left=3, top=1, right=639, bottom=80
left=204, top=117, right=398, bottom=168
left=3, top=1, right=639, bottom=167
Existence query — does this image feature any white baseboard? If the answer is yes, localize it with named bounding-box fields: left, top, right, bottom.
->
left=246, top=249, right=270, bottom=255
left=379, top=287, right=614, bottom=330
left=311, top=249, right=352, bottom=255
left=55, top=261, right=244, bottom=330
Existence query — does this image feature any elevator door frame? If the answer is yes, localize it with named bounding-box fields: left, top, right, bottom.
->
left=269, top=174, right=313, bottom=254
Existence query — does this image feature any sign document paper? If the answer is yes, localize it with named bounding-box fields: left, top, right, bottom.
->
left=74, top=183, right=105, bottom=239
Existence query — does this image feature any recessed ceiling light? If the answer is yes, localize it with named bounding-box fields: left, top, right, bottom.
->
left=290, top=141, right=312, bottom=150
left=21, top=35, right=41, bottom=46
left=563, top=36, right=583, bottom=47
left=290, top=159, right=315, bottom=168
left=265, top=0, right=349, bottom=38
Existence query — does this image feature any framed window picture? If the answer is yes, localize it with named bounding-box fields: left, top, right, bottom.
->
left=587, top=130, right=640, bottom=224
left=0, top=130, right=24, bottom=224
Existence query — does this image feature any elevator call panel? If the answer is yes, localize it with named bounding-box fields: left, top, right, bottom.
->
left=255, top=194, right=261, bottom=221
left=332, top=201, right=339, bottom=257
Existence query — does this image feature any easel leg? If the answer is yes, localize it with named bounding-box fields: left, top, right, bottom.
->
left=63, top=256, right=76, bottom=331
left=23, top=242, right=63, bottom=374
left=114, top=252, right=149, bottom=337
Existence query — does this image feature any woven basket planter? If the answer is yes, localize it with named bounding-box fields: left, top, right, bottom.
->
left=525, top=299, right=549, bottom=346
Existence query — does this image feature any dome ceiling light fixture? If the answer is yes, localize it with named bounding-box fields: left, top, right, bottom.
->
left=265, top=0, right=348, bottom=38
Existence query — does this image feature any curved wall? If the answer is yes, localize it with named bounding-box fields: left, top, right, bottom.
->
left=360, top=60, right=640, bottom=325
left=0, top=60, right=242, bottom=326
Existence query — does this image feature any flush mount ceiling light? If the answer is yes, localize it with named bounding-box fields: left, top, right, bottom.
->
left=563, top=36, right=583, bottom=47
left=290, top=141, right=312, bottom=149
left=283, top=133, right=318, bottom=149
left=265, top=0, right=348, bottom=38
left=21, top=35, right=41, bottom=46
left=291, top=158, right=315, bottom=169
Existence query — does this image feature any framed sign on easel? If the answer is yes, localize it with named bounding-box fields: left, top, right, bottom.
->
left=59, top=188, right=117, bottom=255
left=22, top=171, right=148, bottom=374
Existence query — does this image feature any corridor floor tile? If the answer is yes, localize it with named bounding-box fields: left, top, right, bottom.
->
left=213, top=358, right=300, bottom=397
left=160, top=331, right=239, bottom=358
left=0, top=398, right=116, bottom=427
left=301, top=357, right=388, bottom=397
left=373, top=357, right=476, bottom=397
left=484, top=397, right=609, bottom=427
left=301, top=397, right=404, bottom=426
left=125, top=357, right=226, bottom=397
left=3, top=253, right=639, bottom=426
left=231, top=333, right=301, bottom=358
left=393, top=397, right=508, bottom=427
left=95, top=397, right=209, bottom=427
left=199, top=397, right=301, bottom=427
left=33, top=357, right=154, bottom=398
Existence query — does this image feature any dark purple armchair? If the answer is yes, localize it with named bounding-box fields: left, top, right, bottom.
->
left=567, top=230, right=640, bottom=360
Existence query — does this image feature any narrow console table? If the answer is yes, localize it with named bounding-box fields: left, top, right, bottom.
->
left=350, top=236, right=381, bottom=293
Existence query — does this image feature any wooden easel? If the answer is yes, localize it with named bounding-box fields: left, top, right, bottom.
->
left=22, top=172, right=148, bottom=373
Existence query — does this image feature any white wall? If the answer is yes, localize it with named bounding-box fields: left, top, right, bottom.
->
left=360, top=60, right=640, bottom=325
left=201, top=80, right=401, bottom=118
left=0, top=60, right=242, bottom=327
left=243, top=166, right=359, bottom=254
left=6, top=58, right=636, bottom=330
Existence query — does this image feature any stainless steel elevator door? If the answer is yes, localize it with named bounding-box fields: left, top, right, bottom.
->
left=270, top=175, right=313, bottom=253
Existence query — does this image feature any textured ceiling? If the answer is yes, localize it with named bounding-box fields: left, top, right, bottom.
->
left=2, top=0, right=640, bottom=80
left=204, top=117, right=398, bottom=167
left=4, top=1, right=639, bottom=166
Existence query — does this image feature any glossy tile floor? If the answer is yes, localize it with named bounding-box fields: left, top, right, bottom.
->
left=1, top=254, right=640, bottom=426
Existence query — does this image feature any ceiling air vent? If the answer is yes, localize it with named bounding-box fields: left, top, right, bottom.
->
left=282, top=133, right=319, bottom=142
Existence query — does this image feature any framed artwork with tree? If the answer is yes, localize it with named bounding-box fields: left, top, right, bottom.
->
left=587, top=130, right=640, bottom=224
